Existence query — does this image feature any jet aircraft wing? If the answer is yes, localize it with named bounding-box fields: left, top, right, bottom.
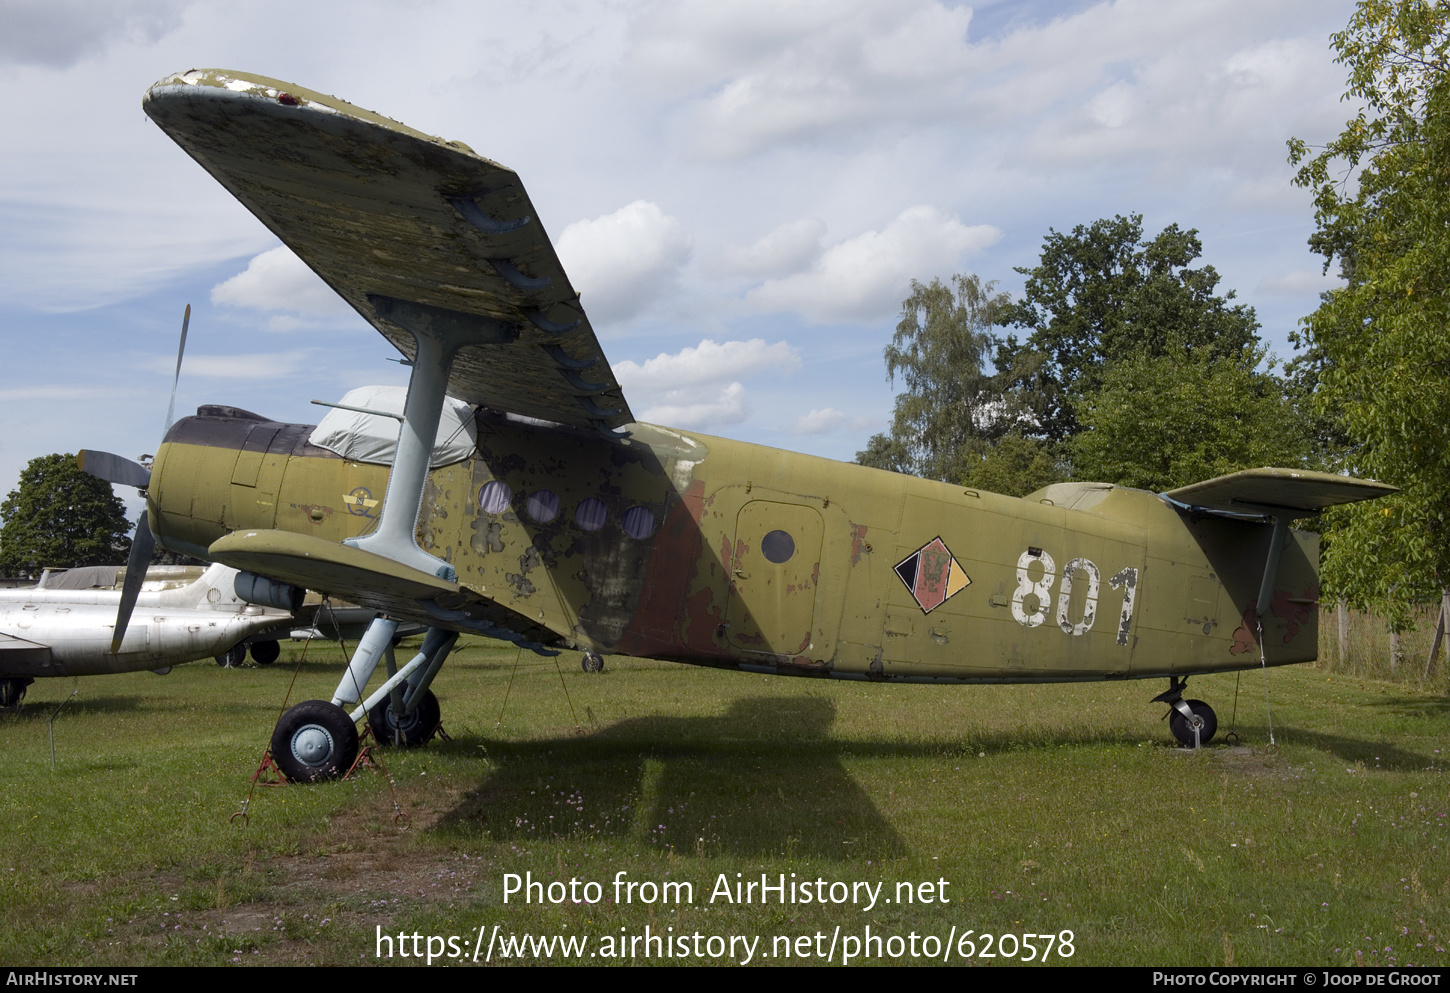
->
left=0, top=632, right=52, bottom=669
left=143, top=69, right=631, bottom=434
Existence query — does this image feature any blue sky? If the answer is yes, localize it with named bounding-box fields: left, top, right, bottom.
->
left=0, top=0, right=1359, bottom=521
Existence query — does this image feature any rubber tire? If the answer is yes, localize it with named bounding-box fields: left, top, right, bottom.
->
left=0, top=678, right=29, bottom=709
left=366, top=689, right=440, bottom=748
left=1169, top=699, right=1218, bottom=748
left=581, top=652, right=605, bottom=673
left=271, top=700, right=359, bottom=782
left=215, top=644, right=247, bottom=668
left=250, top=640, right=281, bottom=666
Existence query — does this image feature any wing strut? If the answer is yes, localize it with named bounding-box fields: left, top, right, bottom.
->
left=345, top=301, right=485, bottom=581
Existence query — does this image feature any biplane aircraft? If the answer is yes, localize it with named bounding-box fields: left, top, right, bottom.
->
left=81, top=69, right=1394, bottom=781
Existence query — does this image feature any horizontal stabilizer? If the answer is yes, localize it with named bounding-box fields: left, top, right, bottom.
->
left=1164, top=468, right=1397, bottom=516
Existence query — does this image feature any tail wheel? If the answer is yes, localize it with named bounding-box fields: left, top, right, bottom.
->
left=581, top=652, right=605, bottom=673
left=1169, top=699, right=1218, bottom=748
left=366, top=689, right=440, bottom=748
left=271, top=700, right=358, bottom=782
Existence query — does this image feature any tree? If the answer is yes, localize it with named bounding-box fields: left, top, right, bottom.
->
left=1288, top=0, right=1450, bottom=615
left=1069, top=352, right=1310, bottom=493
left=856, top=274, right=1016, bottom=481
left=0, top=454, right=133, bottom=576
left=996, top=215, right=1262, bottom=442
left=958, top=432, right=1063, bottom=498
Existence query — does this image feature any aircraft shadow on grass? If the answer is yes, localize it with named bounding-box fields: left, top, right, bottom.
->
left=1366, top=693, right=1450, bottom=719
left=1266, top=726, right=1447, bottom=772
left=0, top=694, right=149, bottom=720
left=432, top=695, right=906, bottom=858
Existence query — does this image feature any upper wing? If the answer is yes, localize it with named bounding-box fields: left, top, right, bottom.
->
left=144, top=69, right=631, bottom=433
left=1164, top=467, right=1398, bottom=516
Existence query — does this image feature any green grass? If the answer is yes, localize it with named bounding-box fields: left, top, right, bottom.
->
left=0, top=638, right=1446, bottom=966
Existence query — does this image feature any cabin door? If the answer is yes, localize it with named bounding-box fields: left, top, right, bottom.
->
left=725, top=501, right=824, bottom=656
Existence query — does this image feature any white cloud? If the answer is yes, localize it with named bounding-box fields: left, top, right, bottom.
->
left=632, top=0, right=978, bottom=157
left=795, top=407, right=845, bottom=434
left=1256, top=267, right=1342, bottom=296
left=722, top=218, right=826, bottom=277
left=747, top=206, right=1000, bottom=323
left=555, top=201, right=692, bottom=325
left=639, top=382, right=747, bottom=430
left=0, top=0, right=187, bottom=68
left=794, top=407, right=876, bottom=435
left=613, top=338, right=799, bottom=391
left=140, top=349, right=317, bottom=379
left=210, top=246, right=355, bottom=320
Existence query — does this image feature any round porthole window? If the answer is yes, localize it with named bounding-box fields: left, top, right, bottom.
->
left=575, top=497, right=608, bottom=532
left=478, top=480, right=512, bottom=514
left=761, top=529, right=795, bottom=564
left=526, top=489, right=560, bottom=523
left=621, top=505, right=656, bottom=540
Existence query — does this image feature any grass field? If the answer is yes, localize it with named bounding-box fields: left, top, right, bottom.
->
left=0, top=636, right=1446, bottom=967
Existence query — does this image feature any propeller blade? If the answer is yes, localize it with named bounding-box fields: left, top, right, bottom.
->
left=111, top=510, right=155, bottom=655
left=164, top=303, right=190, bottom=432
left=77, top=450, right=151, bottom=490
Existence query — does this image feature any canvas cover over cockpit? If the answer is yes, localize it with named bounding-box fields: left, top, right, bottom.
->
left=308, top=385, right=478, bottom=468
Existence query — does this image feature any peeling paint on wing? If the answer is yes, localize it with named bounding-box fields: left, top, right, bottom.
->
left=850, top=524, right=868, bottom=565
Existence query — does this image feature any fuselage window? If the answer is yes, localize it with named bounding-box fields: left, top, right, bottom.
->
left=478, top=480, right=513, bottom=514
left=575, top=497, right=608, bottom=532
left=621, top=505, right=656, bottom=540
left=526, top=489, right=560, bottom=523
left=761, top=529, right=795, bottom=564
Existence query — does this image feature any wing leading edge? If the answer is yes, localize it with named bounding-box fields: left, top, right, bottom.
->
left=143, top=69, right=632, bottom=434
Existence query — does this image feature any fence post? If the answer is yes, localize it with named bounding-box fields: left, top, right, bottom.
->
left=1337, top=599, right=1349, bottom=666
left=1426, top=591, right=1447, bottom=681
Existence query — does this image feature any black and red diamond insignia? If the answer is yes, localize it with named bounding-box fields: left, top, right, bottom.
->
left=894, top=537, right=971, bottom=613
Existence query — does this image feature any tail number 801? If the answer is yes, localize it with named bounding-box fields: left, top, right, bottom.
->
left=1011, top=549, right=1138, bottom=645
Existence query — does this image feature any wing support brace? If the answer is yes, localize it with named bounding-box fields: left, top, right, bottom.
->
left=345, top=303, right=485, bottom=581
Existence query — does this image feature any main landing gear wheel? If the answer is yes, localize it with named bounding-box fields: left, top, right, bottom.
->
left=0, top=678, right=29, bottom=709
left=581, top=652, right=605, bottom=673
left=366, top=689, right=440, bottom=747
left=215, top=644, right=247, bottom=668
left=271, top=700, right=359, bottom=782
left=250, top=640, right=280, bottom=666
left=1169, top=699, right=1218, bottom=748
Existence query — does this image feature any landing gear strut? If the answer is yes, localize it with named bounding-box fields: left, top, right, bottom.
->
left=1152, top=677, right=1218, bottom=748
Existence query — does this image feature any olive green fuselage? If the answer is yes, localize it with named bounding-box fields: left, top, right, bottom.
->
left=150, top=406, right=1318, bottom=683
